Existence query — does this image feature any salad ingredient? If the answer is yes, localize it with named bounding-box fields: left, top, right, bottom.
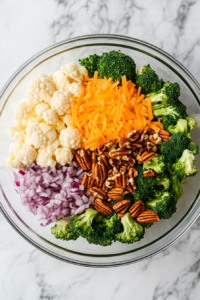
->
left=143, top=155, right=166, bottom=174
left=137, top=210, right=160, bottom=223
left=68, top=82, right=84, bottom=97
left=160, top=132, right=190, bottom=162
left=7, top=141, right=37, bottom=168
left=188, top=141, right=199, bottom=155
left=136, top=64, right=162, bottom=94
left=156, top=175, right=171, bottom=191
left=129, top=200, right=145, bottom=218
left=7, top=126, right=26, bottom=142
left=168, top=119, right=190, bottom=137
left=115, top=212, right=144, bottom=244
left=61, top=62, right=88, bottom=83
left=14, top=98, right=34, bottom=123
left=54, top=148, right=73, bottom=165
left=145, top=191, right=177, bottom=219
left=172, top=149, right=197, bottom=180
left=187, top=116, right=195, bottom=131
left=13, top=162, right=92, bottom=226
left=98, top=50, right=136, bottom=84
left=51, top=71, right=71, bottom=91
left=35, top=103, right=50, bottom=116
left=43, top=109, right=59, bottom=125
left=148, top=82, right=180, bottom=107
left=51, top=219, right=79, bottom=241
left=59, top=126, right=82, bottom=149
left=79, top=54, right=100, bottom=77
left=50, top=90, right=72, bottom=115
left=170, top=174, right=184, bottom=201
left=27, top=74, right=56, bottom=104
left=36, top=148, right=56, bottom=167
left=153, top=97, right=187, bottom=120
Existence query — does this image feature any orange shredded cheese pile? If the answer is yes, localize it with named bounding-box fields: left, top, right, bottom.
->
left=70, top=72, right=163, bottom=150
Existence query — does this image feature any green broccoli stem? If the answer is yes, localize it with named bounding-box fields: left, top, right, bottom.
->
left=154, top=107, right=178, bottom=117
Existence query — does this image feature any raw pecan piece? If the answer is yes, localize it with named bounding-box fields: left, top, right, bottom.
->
left=114, top=172, right=126, bottom=189
left=107, top=188, right=124, bottom=200
left=81, top=173, right=89, bottom=188
left=102, top=181, right=108, bottom=193
left=159, top=129, right=170, bottom=141
left=119, top=165, right=127, bottom=173
left=118, top=137, right=131, bottom=149
left=113, top=200, right=131, bottom=213
left=77, top=149, right=91, bottom=170
left=97, top=145, right=106, bottom=154
left=100, top=155, right=111, bottom=169
left=128, top=167, right=138, bottom=178
left=87, top=176, right=96, bottom=189
left=138, top=151, right=155, bottom=164
left=75, top=153, right=87, bottom=170
left=109, top=158, right=121, bottom=168
left=143, top=170, right=155, bottom=177
left=91, top=152, right=97, bottom=163
left=137, top=211, right=160, bottom=223
left=123, top=158, right=136, bottom=168
left=131, top=142, right=142, bottom=151
left=147, top=141, right=157, bottom=152
left=127, top=130, right=140, bottom=142
left=149, top=134, right=162, bottom=145
left=105, top=139, right=117, bottom=149
left=129, top=200, right=145, bottom=218
left=126, top=182, right=137, bottom=193
left=139, top=131, right=148, bottom=141
left=109, top=148, right=132, bottom=158
left=93, top=198, right=113, bottom=215
left=139, top=147, right=148, bottom=155
left=89, top=187, right=107, bottom=199
left=105, top=178, right=115, bottom=189
left=117, top=213, right=124, bottom=218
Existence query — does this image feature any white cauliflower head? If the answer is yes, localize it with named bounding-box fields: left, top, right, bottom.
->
left=59, top=126, right=82, bottom=149
left=26, top=74, right=56, bottom=104
left=55, top=147, right=73, bottom=165
left=16, top=144, right=37, bottom=165
left=50, top=90, right=72, bottom=116
left=68, top=82, right=84, bottom=98
left=61, top=114, right=73, bottom=127
left=14, top=98, right=34, bottom=120
left=61, top=63, right=87, bottom=83
left=25, top=122, right=57, bottom=149
left=56, top=119, right=65, bottom=133
left=36, top=148, right=56, bottom=167
left=7, top=157, right=24, bottom=169
left=43, top=109, right=59, bottom=125
left=46, top=139, right=60, bottom=155
left=78, top=65, right=88, bottom=77
left=52, top=71, right=71, bottom=91
left=7, top=126, right=26, bottom=142
left=6, top=141, right=27, bottom=169
left=35, top=103, right=50, bottom=116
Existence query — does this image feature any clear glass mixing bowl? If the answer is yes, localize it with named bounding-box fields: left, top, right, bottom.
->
left=0, top=34, right=200, bottom=267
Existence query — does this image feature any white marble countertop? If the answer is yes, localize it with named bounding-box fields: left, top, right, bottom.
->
left=1, top=0, right=200, bottom=299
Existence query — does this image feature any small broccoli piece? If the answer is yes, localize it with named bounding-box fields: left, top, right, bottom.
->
left=159, top=115, right=177, bottom=131
left=160, top=132, right=190, bottom=162
left=170, top=174, right=184, bottom=200
left=153, top=98, right=187, bottom=122
left=156, top=176, right=171, bottom=191
left=79, top=54, right=100, bottom=77
left=51, top=219, right=79, bottom=241
left=168, top=119, right=190, bottom=137
left=188, top=141, right=199, bottom=155
left=70, top=208, right=98, bottom=238
left=136, top=64, right=162, bottom=94
left=134, top=164, right=157, bottom=200
left=187, top=116, right=195, bottom=131
left=138, top=222, right=153, bottom=229
left=98, top=50, right=136, bottom=84
left=147, top=82, right=180, bottom=107
left=173, top=149, right=197, bottom=180
left=143, top=155, right=166, bottom=174
left=146, top=191, right=177, bottom=219
left=115, top=212, right=144, bottom=244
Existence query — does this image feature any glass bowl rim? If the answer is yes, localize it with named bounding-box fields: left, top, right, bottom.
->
left=0, top=34, right=200, bottom=267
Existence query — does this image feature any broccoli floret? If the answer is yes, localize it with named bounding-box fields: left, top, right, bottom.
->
left=188, top=141, right=199, bottom=155
left=146, top=191, right=177, bottom=219
left=160, top=132, right=190, bottom=162
left=147, top=82, right=180, bottom=107
left=173, top=149, right=197, bottom=180
left=159, top=115, right=177, bottom=131
left=143, top=155, right=166, bottom=174
left=115, top=212, right=144, bottom=244
left=170, top=174, right=184, bottom=200
left=70, top=208, right=98, bottom=238
left=168, top=119, right=190, bottom=137
left=79, top=54, right=100, bottom=77
left=153, top=98, right=187, bottom=122
left=136, top=64, right=162, bottom=94
left=98, top=50, right=136, bottom=84
left=51, top=219, right=79, bottom=241
left=187, top=116, right=195, bottom=131
left=156, top=176, right=171, bottom=191
left=138, top=222, right=153, bottom=229
left=134, top=164, right=157, bottom=200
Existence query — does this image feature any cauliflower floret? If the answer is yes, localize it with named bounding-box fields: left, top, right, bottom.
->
left=7, top=141, right=24, bottom=169
left=68, top=82, right=84, bottom=97
left=26, top=74, right=56, bottom=104
left=39, top=123, right=57, bottom=145
left=16, top=144, right=37, bottom=165
left=7, top=126, right=26, bottom=142
left=7, top=157, right=24, bottom=169
left=61, top=63, right=85, bottom=83
left=50, top=90, right=72, bottom=116
left=55, top=147, right=73, bottom=165
left=36, top=148, right=56, bottom=167
left=46, top=139, right=60, bottom=155
left=43, top=109, right=59, bottom=125
left=52, top=71, right=71, bottom=91
left=27, top=115, right=43, bottom=125
left=61, top=114, right=73, bottom=127
left=59, top=126, right=82, bottom=149
left=56, top=119, right=65, bottom=133
left=14, top=98, right=34, bottom=120
left=35, top=103, right=50, bottom=116
left=78, top=65, right=88, bottom=77
left=25, top=122, right=47, bottom=149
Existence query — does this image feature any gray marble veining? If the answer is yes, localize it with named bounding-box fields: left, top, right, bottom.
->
left=1, top=0, right=200, bottom=299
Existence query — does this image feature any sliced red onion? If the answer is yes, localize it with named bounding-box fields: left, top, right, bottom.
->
left=13, top=161, right=94, bottom=226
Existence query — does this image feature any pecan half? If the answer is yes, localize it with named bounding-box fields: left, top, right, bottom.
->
left=113, top=200, right=131, bottom=213
left=77, top=149, right=91, bottom=170
left=93, top=198, right=113, bottom=215
left=105, top=139, right=117, bottom=149
left=137, top=211, right=160, bottom=223
left=159, top=129, right=170, bottom=141
left=107, top=188, right=124, bottom=200
left=97, top=145, right=106, bottom=154
left=149, top=134, right=162, bottom=145
left=89, top=187, right=107, bottom=199
left=105, top=178, right=115, bottom=189
left=139, top=131, right=148, bottom=141
left=126, top=182, right=137, bottom=193
left=87, top=176, right=96, bottom=189
left=128, top=167, right=138, bottom=178
left=100, top=155, right=111, bottom=169
left=143, top=170, right=155, bottom=177
left=138, top=151, right=155, bottom=164
left=75, top=153, right=87, bottom=170
left=102, top=181, right=108, bottom=193
left=119, top=165, right=127, bottom=173
left=127, top=130, right=140, bottom=142
left=118, top=137, right=131, bottom=149
left=129, top=200, right=145, bottom=218
left=81, top=173, right=89, bottom=188
left=109, top=158, right=121, bottom=168
left=91, top=152, right=97, bottom=163
left=109, top=148, right=132, bottom=158
left=147, top=141, right=157, bottom=152
left=131, top=142, right=142, bottom=151
left=114, top=172, right=126, bottom=188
